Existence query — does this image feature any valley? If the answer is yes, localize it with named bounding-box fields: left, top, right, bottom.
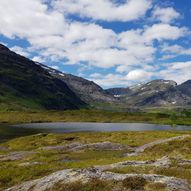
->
left=0, top=43, right=191, bottom=191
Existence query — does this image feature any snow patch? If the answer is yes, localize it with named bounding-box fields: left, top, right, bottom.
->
left=114, top=95, right=121, bottom=98
left=59, top=73, right=65, bottom=77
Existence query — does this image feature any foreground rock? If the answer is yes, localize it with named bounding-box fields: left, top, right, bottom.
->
left=5, top=168, right=190, bottom=191
left=42, top=141, right=127, bottom=152
left=0, top=151, right=36, bottom=161
left=97, top=156, right=171, bottom=171
left=4, top=135, right=191, bottom=191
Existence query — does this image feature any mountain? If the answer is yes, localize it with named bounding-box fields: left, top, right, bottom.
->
left=1, top=43, right=190, bottom=110
left=106, top=79, right=191, bottom=107
left=105, top=87, right=131, bottom=97
left=106, top=79, right=181, bottom=107
left=0, top=44, right=85, bottom=111
left=140, top=80, right=191, bottom=106
left=38, top=64, right=116, bottom=105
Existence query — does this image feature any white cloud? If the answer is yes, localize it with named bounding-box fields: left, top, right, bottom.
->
left=89, top=70, right=153, bottom=88
left=144, top=24, right=188, bottom=42
left=53, top=0, right=152, bottom=22
left=126, top=69, right=152, bottom=81
left=161, top=43, right=191, bottom=57
left=159, top=61, right=191, bottom=84
left=152, top=7, right=181, bottom=23
left=10, top=46, right=30, bottom=57
left=0, top=0, right=190, bottom=87
left=32, top=56, right=46, bottom=63
left=0, top=0, right=66, bottom=39
left=89, top=73, right=130, bottom=87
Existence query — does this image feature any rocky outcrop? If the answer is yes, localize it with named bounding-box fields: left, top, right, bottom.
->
left=42, top=141, right=127, bottom=152
left=4, top=135, right=191, bottom=191
left=96, top=156, right=171, bottom=171
left=5, top=167, right=190, bottom=191
left=0, top=151, right=36, bottom=161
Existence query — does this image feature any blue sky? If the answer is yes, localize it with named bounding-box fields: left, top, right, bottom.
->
left=0, top=0, right=191, bottom=88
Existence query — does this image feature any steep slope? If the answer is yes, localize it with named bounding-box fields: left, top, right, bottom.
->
left=141, top=80, right=191, bottom=106
left=0, top=44, right=85, bottom=111
left=39, top=64, right=116, bottom=104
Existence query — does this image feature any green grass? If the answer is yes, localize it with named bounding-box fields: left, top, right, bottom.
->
left=0, top=131, right=190, bottom=189
left=50, top=178, right=167, bottom=191
left=0, top=109, right=191, bottom=125
left=110, top=163, right=191, bottom=182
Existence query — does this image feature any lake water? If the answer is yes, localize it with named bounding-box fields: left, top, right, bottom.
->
left=0, top=122, right=190, bottom=142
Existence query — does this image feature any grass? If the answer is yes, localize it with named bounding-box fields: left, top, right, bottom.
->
left=50, top=178, right=167, bottom=191
left=0, top=131, right=190, bottom=190
left=51, top=179, right=115, bottom=191
left=122, top=176, right=147, bottom=190
left=0, top=109, right=191, bottom=125
left=110, top=163, right=191, bottom=182
left=2, top=131, right=188, bottom=150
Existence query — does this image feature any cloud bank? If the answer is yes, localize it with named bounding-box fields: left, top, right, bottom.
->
left=0, top=0, right=190, bottom=87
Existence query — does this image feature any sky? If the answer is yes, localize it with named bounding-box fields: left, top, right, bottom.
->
left=0, top=0, right=191, bottom=88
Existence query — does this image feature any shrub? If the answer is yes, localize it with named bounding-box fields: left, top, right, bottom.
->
left=122, top=176, right=147, bottom=190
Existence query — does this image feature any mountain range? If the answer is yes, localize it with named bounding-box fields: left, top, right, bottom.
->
left=0, top=43, right=191, bottom=111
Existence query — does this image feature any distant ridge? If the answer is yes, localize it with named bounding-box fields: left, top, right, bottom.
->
left=37, top=63, right=116, bottom=105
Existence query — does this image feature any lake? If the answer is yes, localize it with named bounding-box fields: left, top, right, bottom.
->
left=0, top=122, right=190, bottom=142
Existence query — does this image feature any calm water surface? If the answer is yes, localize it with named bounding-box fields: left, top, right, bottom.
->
left=0, top=122, right=191, bottom=142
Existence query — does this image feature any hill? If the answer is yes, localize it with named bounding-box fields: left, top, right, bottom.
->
left=0, top=44, right=85, bottom=111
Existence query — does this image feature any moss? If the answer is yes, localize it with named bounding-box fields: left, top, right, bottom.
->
left=110, top=166, right=154, bottom=174
left=51, top=179, right=115, bottom=191
left=146, top=182, right=167, bottom=191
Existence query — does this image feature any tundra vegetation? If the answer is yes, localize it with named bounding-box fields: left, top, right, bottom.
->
left=0, top=109, right=191, bottom=125
left=0, top=131, right=190, bottom=190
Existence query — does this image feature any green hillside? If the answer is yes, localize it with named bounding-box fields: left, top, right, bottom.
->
left=0, top=44, right=85, bottom=111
